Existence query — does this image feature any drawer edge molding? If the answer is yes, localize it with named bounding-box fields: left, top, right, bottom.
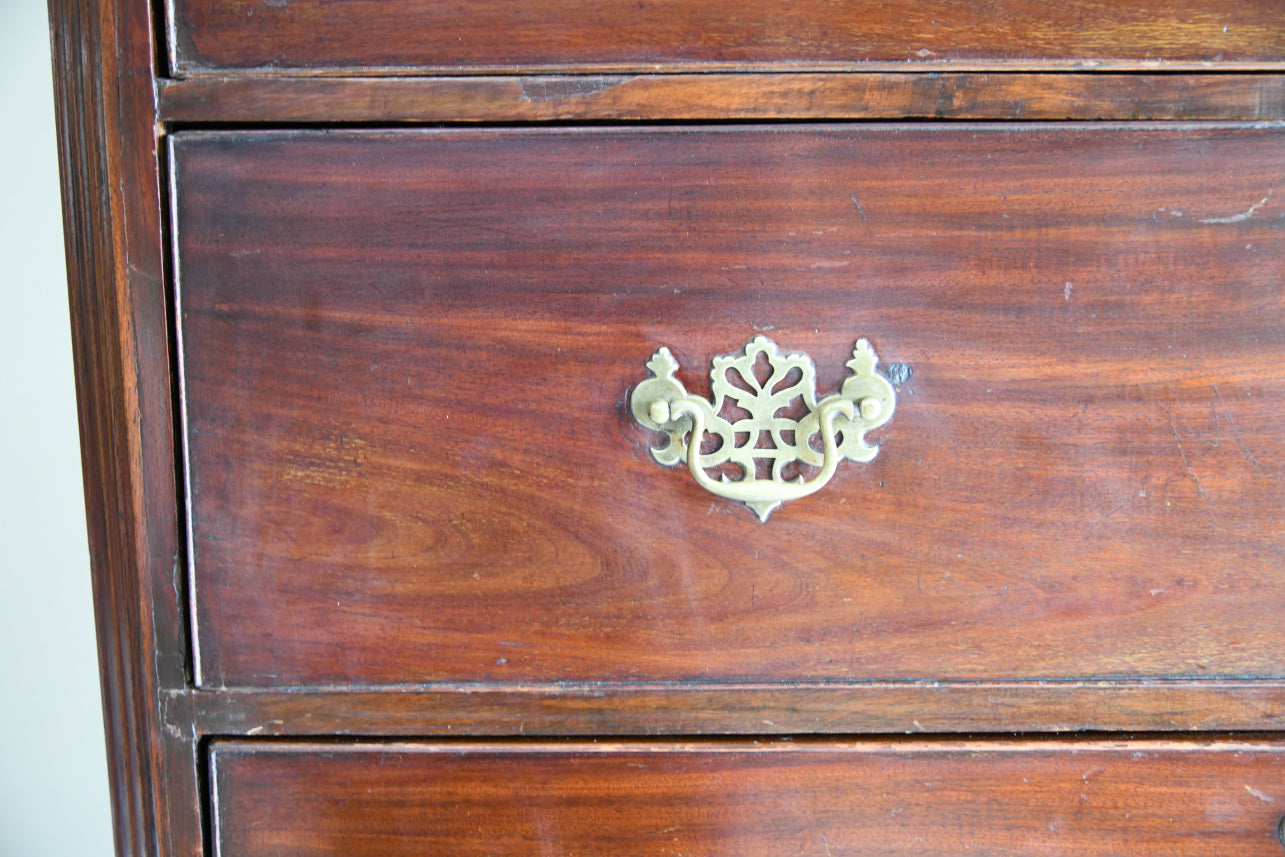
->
left=208, top=738, right=1285, bottom=857
left=175, top=125, right=1285, bottom=691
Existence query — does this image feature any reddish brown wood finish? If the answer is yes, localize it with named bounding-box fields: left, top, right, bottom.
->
left=50, top=0, right=1285, bottom=847
left=157, top=72, right=1285, bottom=123
left=210, top=739, right=1285, bottom=856
left=48, top=0, right=198, bottom=854
left=173, top=125, right=1285, bottom=691
left=169, top=0, right=1285, bottom=74
left=166, top=681, right=1285, bottom=737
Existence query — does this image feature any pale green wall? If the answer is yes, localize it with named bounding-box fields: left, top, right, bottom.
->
left=0, top=0, right=114, bottom=852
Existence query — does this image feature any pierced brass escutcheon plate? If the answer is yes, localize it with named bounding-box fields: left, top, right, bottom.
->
left=630, top=336, right=896, bottom=521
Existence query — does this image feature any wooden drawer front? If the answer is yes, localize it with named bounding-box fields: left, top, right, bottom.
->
left=210, top=740, right=1285, bottom=856
left=174, top=125, right=1285, bottom=689
left=168, top=0, right=1285, bottom=75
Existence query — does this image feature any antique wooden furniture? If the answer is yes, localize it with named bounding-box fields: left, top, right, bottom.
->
left=51, top=0, right=1285, bottom=853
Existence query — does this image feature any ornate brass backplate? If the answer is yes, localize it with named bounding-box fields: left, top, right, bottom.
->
left=630, top=336, right=896, bottom=521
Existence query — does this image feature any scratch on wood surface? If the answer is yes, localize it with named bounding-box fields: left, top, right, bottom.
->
left=1198, top=188, right=1272, bottom=224
left=1075, top=495, right=1134, bottom=543
left=1169, top=418, right=1205, bottom=498
left=126, top=260, right=160, bottom=287
left=519, top=76, right=624, bottom=102
left=245, top=719, right=284, bottom=736
left=164, top=719, right=192, bottom=741
left=1211, top=383, right=1264, bottom=474
left=850, top=193, right=867, bottom=220
left=1244, top=784, right=1276, bottom=803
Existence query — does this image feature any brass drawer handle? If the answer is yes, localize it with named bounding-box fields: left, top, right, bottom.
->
left=630, top=336, right=896, bottom=521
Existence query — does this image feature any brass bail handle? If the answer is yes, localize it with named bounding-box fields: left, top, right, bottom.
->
left=630, top=335, right=897, bottom=522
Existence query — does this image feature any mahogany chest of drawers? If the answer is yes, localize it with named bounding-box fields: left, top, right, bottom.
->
left=51, top=0, right=1285, bottom=853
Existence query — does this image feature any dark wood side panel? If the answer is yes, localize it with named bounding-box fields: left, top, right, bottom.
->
left=169, top=0, right=1285, bottom=74
left=174, top=125, right=1285, bottom=690
left=211, top=740, right=1285, bottom=856
left=158, top=73, right=1285, bottom=124
left=48, top=0, right=196, bottom=853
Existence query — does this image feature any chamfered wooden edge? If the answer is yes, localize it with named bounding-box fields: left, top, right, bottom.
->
left=48, top=0, right=196, bottom=855
left=172, top=59, right=1285, bottom=78
left=164, top=682, right=1285, bottom=738
left=158, top=72, right=1285, bottom=124
left=205, top=735, right=1285, bottom=752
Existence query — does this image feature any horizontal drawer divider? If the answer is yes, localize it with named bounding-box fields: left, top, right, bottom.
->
left=164, top=681, right=1285, bottom=737
left=159, top=72, right=1285, bottom=124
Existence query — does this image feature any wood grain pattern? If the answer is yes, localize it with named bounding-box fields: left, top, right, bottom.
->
left=169, top=0, right=1285, bottom=74
left=211, top=739, right=1285, bottom=856
left=166, top=681, right=1285, bottom=736
left=48, top=0, right=198, bottom=854
left=53, top=0, right=1285, bottom=845
left=174, top=125, right=1285, bottom=693
left=157, top=72, right=1285, bottom=123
